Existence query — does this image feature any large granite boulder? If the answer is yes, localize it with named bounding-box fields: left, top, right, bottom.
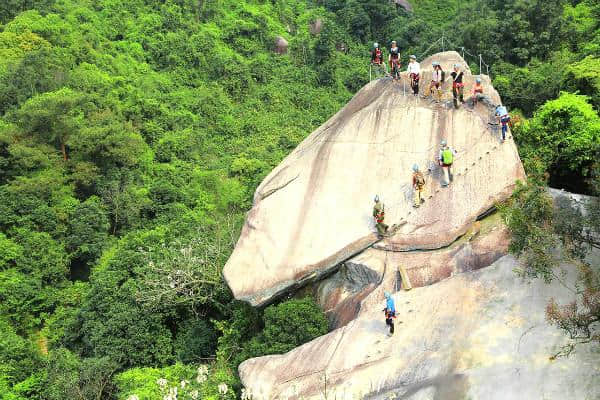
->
left=239, top=255, right=600, bottom=400
left=223, top=51, right=525, bottom=306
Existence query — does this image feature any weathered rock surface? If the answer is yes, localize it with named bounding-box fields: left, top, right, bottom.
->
left=223, top=51, right=525, bottom=306
left=316, top=213, right=510, bottom=329
left=239, top=255, right=600, bottom=400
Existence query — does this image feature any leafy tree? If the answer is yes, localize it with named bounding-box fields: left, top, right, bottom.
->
left=501, top=177, right=600, bottom=358
left=513, top=92, right=600, bottom=192
left=44, top=348, right=119, bottom=400
left=14, top=88, right=86, bottom=161
left=0, top=318, right=42, bottom=388
left=65, top=195, right=110, bottom=273
left=174, top=318, right=218, bottom=364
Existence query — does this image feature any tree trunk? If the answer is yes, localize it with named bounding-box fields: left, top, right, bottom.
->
left=61, top=141, right=68, bottom=161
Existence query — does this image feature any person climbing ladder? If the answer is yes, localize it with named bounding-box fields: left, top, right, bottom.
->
left=373, top=195, right=389, bottom=237
left=438, top=139, right=457, bottom=187
left=412, top=164, right=426, bottom=207
left=495, top=104, right=510, bottom=142
left=383, top=292, right=396, bottom=336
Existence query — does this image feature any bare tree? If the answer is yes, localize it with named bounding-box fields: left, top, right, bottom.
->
left=136, top=216, right=238, bottom=314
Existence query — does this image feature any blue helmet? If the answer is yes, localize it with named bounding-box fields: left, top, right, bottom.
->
left=374, top=42, right=379, bottom=48
left=384, top=291, right=391, bottom=299
left=412, top=163, right=419, bottom=172
left=476, top=77, right=482, bottom=83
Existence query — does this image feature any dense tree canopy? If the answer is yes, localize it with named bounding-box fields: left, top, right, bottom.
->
left=0, top=0, right=598, bottom=398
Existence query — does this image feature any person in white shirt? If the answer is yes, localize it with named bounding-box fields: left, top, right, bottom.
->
left=407, top=55, right=420, bottom=95
left=426, top=61, right=444, bottom=102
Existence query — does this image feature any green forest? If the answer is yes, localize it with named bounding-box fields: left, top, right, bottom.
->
left=0, top=0, right=598, bottom=399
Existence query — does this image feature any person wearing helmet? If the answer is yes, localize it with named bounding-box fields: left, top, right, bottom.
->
left=450, top=64, right=465, bottom=109
left=412, top=163, right=426, bottom=207
left=426, top=61, right=445, bottom=102
left=370, top=42, right=386, bottom=78
left=471, top=77, right=484, bottom=107
left=495, top=105, right=510, bottom=142
left=438, top=139, right=457, bottom=187
left=373, top=195, right=389, bottom=237
left=383, top=292, right=396, bottom=336
left=388, top=41, right=401, bottom=81
left=371, top=42, right=383, bottom=65
left=407, top=55, right=420, bottom=95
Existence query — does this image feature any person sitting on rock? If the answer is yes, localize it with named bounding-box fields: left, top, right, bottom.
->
left=383, top=291, right=396, bottom=336
left=412, top=164, right=426, bottom=207
left=407, top=55, right=420, bottom=95
left=495, top=105, right=510, bottom=142
left=373, top=195, right=389, bottom=237
left=438, top=139, right=457, bottom=187
left=388, top=41, right=401, bottom=81
left=426, top=62, right=444, bottom=102
left=450, top=64, right=465, bottom=108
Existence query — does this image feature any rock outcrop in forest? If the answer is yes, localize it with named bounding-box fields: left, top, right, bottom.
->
left=223, top=51, right=525, bottom=307
left=223, top=51, right=600, bottom=399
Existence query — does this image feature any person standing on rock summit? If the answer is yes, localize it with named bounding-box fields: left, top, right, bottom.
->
left=373, top=195, right=389, bottom=237
left=388, top=41, right=401, bottom=81
left=407, top=55, right=420, bottom=95
left=383, top=291, right=396, bottom=336
left=450, top=64, right=465, bottom=108
left=426, top=61, right=444, bottom=102
left=438, top=140, right=457, bottom=187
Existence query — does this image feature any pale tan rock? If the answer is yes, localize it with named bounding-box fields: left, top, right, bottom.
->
left=223, top=51, right=525, bottom=306
left=239, top=256, right=600, bottom=400
left=317, top=215, right=510, bottom=328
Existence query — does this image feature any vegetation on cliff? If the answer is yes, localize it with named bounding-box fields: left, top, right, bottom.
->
left=0, top=0, right=598, bottom=398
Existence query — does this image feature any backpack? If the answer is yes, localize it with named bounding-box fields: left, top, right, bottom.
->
left=440, top=69, right=446, bottom=83
left=442, top=148, right=453, bottom=164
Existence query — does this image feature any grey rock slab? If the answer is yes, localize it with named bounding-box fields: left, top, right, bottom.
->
left=239, top=256, right=600, bottom=400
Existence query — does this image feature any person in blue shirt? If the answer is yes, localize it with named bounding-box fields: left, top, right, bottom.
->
left=495, top=105, right=510, bottom=141
left=383, top=292, right=396, bottom=335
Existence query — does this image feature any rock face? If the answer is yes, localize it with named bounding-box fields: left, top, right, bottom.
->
left=223, top=51, right=525, bottom=307
left=239, top=256, right=600, bottom=400
left=316, top=213, right=510, bottom=329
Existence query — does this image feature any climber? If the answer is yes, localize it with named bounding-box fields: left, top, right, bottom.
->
left=495, top=105, right=510, bottom=142
left=450, top=64, right=465, bottom=108
left=383, top=291, right=396, bottom=336
left=388, top=41, right=401, bottom=81
left=370, top=42, right=386, bottom=78
left=373, top=195, right=389, bottom=237
left=471, top=77, right=484, bottom=106
left=426, top=62, right=444, bottom=102
left=412, top=164, right=426, bottom=207
left=407, top=55, right=420, bottom=95
left=438, top=139, right=457, bottom=187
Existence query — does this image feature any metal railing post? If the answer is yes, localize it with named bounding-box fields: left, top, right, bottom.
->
left=441, top=35, right=445, bottom=52
left=479, top=54, right=482, bottom=74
